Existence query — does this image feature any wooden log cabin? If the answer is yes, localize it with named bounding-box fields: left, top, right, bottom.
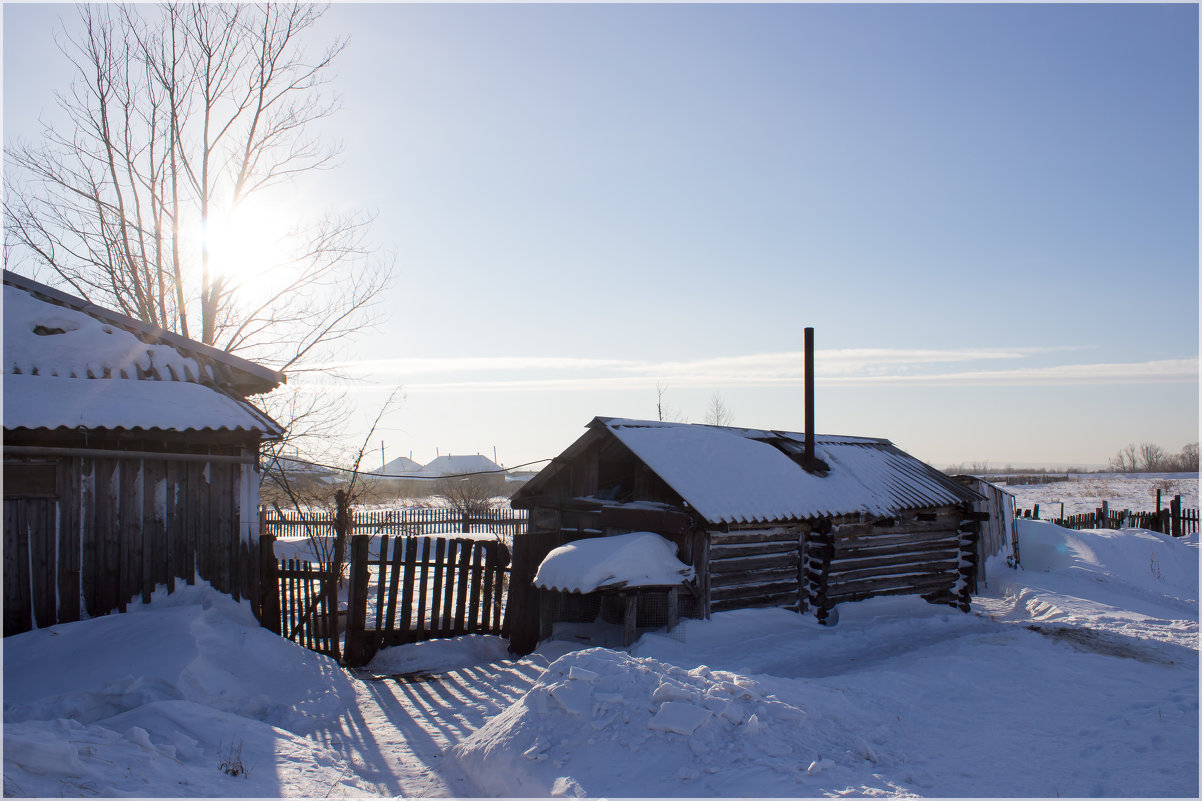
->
left=507, top=416, right=986, bottom=653
left=3, top=270, right=285, bottom=635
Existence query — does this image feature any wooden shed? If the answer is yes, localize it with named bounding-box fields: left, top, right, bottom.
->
left=507, top=416, right=985, bottom=653
left=953, top=474, right=1020, bottom=590
left=3, top=270, right=285, bottom=635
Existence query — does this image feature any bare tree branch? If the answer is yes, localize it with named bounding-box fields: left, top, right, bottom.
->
left=5, top=2, right=393, bottom=463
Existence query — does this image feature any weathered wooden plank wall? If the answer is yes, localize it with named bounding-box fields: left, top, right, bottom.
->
left=3, top=453, right=261, bottom=637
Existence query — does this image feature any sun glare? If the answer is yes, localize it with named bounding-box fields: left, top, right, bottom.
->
left=203, top=202, right=291, bottom=293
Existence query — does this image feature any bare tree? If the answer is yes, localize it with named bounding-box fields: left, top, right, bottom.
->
left=704, top=391, right=734, bottom=427
left=435, top=474, right=506, bottom=517
left=1109, top=443, right=1139, bottom=472
left=4, top=3, right=390, bottom=375
left=654, top=379, right=684, bottom=423
left=263, top=387, right=404, bottom=578
left=1179, top=442, right=1200, bottom=472
left=1138, top=443, right=1167, bottom=472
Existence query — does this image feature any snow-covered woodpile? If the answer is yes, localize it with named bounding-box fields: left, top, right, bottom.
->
left=3, top=271, right=285, bottom=635
left=508, top=417, right=984, bottom=651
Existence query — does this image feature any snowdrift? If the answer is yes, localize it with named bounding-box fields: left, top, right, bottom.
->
left=1014, top=518, right=1196, bottom=598
left=451, top=647, right=868, bottom=797
left=3, top=584, right=374, bottom=797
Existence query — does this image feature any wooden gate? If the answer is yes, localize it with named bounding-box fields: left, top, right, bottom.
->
left=343, top=534, right=510, bottom=666
left=258, top=534, right=341, bottom=661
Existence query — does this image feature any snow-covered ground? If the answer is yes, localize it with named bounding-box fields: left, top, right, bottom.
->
left=4, top=520, right=1198, bottom=797
left=999, top=472, right=1198, bottom=517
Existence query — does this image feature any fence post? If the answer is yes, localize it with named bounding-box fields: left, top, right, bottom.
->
left=462, top=511, right=471, bottom=534
left=258, top=534, right=280, bottom=634
left=1033, top=503, right=1039, bottom=520
left=333, top=490, right=350, bottom=571
left=1171, top=495, right=1182, bottom=537
left=1156, top=489, right=1162, bottom=516
left=343, top=534, right=375, bottom=667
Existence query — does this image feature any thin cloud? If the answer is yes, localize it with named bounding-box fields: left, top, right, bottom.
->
left=830, top=358, right=1199, bottom=387
left=323, top=356, right=644, bottom=374
left=293, top=356, right=1197, bottom=393
left=319, top=346, right=1083, bottom=381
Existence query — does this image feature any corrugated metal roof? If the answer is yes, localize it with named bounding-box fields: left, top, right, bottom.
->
left=598, top=417, right=979, bottom=524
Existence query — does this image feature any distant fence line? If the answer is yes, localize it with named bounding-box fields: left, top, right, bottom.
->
left=1017, top=495, right=1198, bottom=537
left=992, top=474, right=1076, bottom=485
left=260, top=506, right=528, bottom=540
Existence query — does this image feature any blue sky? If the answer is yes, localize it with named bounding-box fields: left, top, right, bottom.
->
left=4, top=3, right=1198, bottom=470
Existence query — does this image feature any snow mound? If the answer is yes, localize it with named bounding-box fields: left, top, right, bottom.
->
left=533, top=531, right=694, bottom=592
left=3, top=583, right=374, bottom=797
left=1014, top=520, right=1197, bottom=600
left=452, top=647, right=865, bottom=797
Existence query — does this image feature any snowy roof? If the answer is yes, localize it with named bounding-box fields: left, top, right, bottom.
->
left=369, top=456, right=424, bottom=477
left=533, top=532, right=695, bottom=592
left=3, top=271, right=284, bottom=396
left=3, top=273, right=284, bottom=437
left=418, top=454, right=503, bottom=478
left=520, top=417, right=981, bottom=525
left=4, top=374, right=284, bottom=436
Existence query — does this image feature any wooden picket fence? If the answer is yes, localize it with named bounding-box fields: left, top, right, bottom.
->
left=257, top=534, right=341, bottom=660
left=261, top=506, right=527, bottom=540
left=257, top=493, right=521, bottom=666
left=1018, top=495, right=1198, bottom=537
left=342, top=534, right=511, bottom=666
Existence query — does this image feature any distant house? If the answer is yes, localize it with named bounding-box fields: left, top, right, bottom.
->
left=507, top=417, right=985, bottom=653
left=419, top=453, right=503, bottom=478
left=3, top=270, right=285, bottom=635
left=378, top=455, right=423, bottom=475
left=419, top=454, right=507, bottom=498
left=359, top=455, right=425, bottom=498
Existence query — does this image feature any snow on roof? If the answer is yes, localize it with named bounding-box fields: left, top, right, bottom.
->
left=369, top=456, right=424, bottom=476
left=3, top=271, right=284, bottom=394
left=598, top=418, right=979, bottom=524
left=4, top=283, right=208, bottom=383
left=533, top=532, right=695, bottom=592
left=4, top=274, right=284, bottom=437
left=3, top=374, right=283, bottom=436
left=418, top=454, right=503, bottom=478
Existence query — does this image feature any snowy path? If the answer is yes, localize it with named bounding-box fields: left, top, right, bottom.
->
left=323, top=657, right=553, bottom=796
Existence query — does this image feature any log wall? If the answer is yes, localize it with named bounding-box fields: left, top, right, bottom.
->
left=507, top=503, right=982, bottom=643
left=708, top=525, right=802, bottom=612
left=802, top=507, right=978, bottom=624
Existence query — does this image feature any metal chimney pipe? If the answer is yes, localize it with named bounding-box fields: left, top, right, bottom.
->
left=805, top=326, right=816, bottom=462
